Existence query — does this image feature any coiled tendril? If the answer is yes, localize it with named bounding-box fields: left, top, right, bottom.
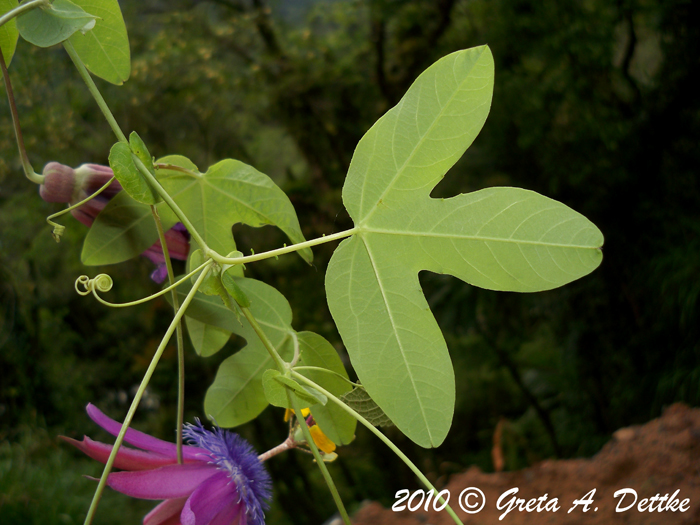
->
left=75, top=274, right=114, bottom=296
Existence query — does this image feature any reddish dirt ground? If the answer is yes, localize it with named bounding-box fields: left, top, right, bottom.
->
left=352, top=403, right=700, bottom=525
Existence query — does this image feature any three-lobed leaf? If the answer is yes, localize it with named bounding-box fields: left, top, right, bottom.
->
left=17, top=0, right=97, bottom=48
left=326, top=45, right=604, bottom=448
left=68, top=0, right=130, bottom=85
left=0, top=0, right=19, bottom=66
left=156, top=155, right=313, bottom=261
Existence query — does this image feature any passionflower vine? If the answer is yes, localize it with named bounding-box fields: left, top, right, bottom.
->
left=39, top=162, right=190, bottom=282
left=61, top=404, right=272, bottom=525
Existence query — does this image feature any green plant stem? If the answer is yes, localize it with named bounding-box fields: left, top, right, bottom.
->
left=290, top=371, right=464, bottom=525
left=240, top=306, right=286, bottom=371
left=63, top=40, right=128, bottom=144
left=213, top=228, right=358, bottom=266
left=82, top=263, right=213, bottom=525
left=0, top=0, right=50, bottom=29
left=150, top=205, right=185, bottom=464
left=132, top=155, right=209, bottom=251
left=290, top=392, right=351, bottom=525
left=0, top=46, right=42, bottom=183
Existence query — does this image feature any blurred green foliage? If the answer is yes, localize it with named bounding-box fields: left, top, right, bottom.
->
left=1, top=0, right=698, bottom=524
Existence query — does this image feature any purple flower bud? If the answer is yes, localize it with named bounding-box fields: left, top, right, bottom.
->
left=39, top=162, right=190, bottom=281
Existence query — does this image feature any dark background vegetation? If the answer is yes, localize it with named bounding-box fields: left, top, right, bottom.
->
left=1, top=0, right=698, bottom=523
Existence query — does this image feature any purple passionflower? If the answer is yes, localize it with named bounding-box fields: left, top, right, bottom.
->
left=39, top=162, right=190, bottom=283
left=61, top=404, right=272, bottom=525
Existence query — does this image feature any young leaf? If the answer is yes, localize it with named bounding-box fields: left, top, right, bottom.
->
left=108, top=141, right=160, bottom=205
left=80, top=191, right=177, bottom=266
left=156, top=155, right=312, bottom=261
left=262, top=369, right=326, bottom=409
left=326, top=45, right=604, bottom=448
left=17, top=0, right=97, bottom=48
left=0, top=0, right=19, bottom=66
left=186, top=315, right=230, bottom=357
left=129, top=131, right=155, bottom=175
left=68, top=0, right=130, bottom=85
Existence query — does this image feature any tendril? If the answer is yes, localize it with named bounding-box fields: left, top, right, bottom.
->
left=73, top=260, right=213, bottom=308
left=75, top=274, right=114, bottom=297
left=45, top=175, right=117, bottom=242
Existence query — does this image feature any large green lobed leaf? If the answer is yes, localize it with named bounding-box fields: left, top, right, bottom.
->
left=68, top=0, right=130, bottom=85
left=326, top=45, right=604, bottom=448
left=156, top=155, right=312, bottom=261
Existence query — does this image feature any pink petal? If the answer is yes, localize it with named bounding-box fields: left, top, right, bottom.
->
left=85, top=404, right=202, bottom=461
left=210, top=501, right=245, bottom=525
left=60, top=435, right=178, bottom=471
left=180, top=472, right=237, bottom=525
left=145, top=498, right=188, bottom=525
left=107, top=463, right=217, bottom=500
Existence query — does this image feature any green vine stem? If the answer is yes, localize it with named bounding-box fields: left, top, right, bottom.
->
left=45, top=175, right=117, bottom=241
left=74, top=260, right=211, bottom=307
left=0, top=0, right=50, bottom=29
left=0, top=45, right=42, bottom=183
left=63, top=41, right=128, bottom=144
left=239, top=306, right=287, bottom=372
left=82, top=262, right=213, bottom=525
left=150, top=205, right=186, bottom=464
left=289, top=390, right=352, bottom=525
left=290, top=371, right=465, bottom=525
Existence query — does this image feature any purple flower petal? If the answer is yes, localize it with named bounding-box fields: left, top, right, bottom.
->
left=150, top=264, right=169, bottom=284
left=86, top=404, right=202, bottom=461
left=107, top=463, right=217, bottom=500
left=180, top=471, right=237, bottom=525
left=144, top=497, right=188, bottom=525
left=210, top=500, right=245, bottom=525
left=60, top=435, right=178, bottom=471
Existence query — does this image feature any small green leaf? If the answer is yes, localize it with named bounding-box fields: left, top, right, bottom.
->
left=262, top=369, right=325, bottom=409
left=108, top=141, right=159, bottom=205
left=340, top=387, right=394, bottom=428
left=80, top=191, right=176, bottom=266
left=186, top=316, right=230, bottom=357
left=0, top=0, right=20, bottom=66
left=156, top=155, right=312, bottom=261
left=17, top=0, right=97, bottom=48
left=68, top=0, right=130, bottom=85
left=129, top=131, right=155, bottom=175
